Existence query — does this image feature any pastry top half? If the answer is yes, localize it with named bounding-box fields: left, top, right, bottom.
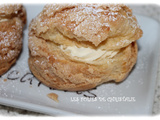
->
left=0, top=4, right=26, bottom=25
left=29, top=4, right=142, bottom=48
left=0, top=4, right=26, bottom=75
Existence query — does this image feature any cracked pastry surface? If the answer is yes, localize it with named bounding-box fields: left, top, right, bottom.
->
left=28, top=4, right=143, bottom=91
left=0, top=4, right=26, bottom=75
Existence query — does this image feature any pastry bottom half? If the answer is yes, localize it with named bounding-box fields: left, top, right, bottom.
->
left=29, top=36, right=137, bottom=91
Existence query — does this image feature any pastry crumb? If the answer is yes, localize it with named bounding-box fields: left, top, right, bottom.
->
left=47, top=93, right=59, bottom=103
left=4, top=79, right=7, bottom=82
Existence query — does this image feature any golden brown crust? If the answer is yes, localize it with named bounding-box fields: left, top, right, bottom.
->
left=28, top=4, right=142, bottom=91
left=0, top=4, right=22, bottom=14
left=0, top=4, right=26, bottom=75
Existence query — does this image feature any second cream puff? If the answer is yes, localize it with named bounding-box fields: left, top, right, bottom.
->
left=0, top=4, right=26, bottom=75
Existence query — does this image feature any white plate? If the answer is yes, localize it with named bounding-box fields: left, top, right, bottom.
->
left=0, top=5, right=160, bottom=116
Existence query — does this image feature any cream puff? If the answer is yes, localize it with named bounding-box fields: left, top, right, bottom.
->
left=0, top=4, right=26, bottom=75
left=28, top=4, right=143, bottom=91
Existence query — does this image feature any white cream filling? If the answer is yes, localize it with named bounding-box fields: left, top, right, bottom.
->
left=60, top=45, right=118, bottom=62
left=0, top=19, right=9, bottom=22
